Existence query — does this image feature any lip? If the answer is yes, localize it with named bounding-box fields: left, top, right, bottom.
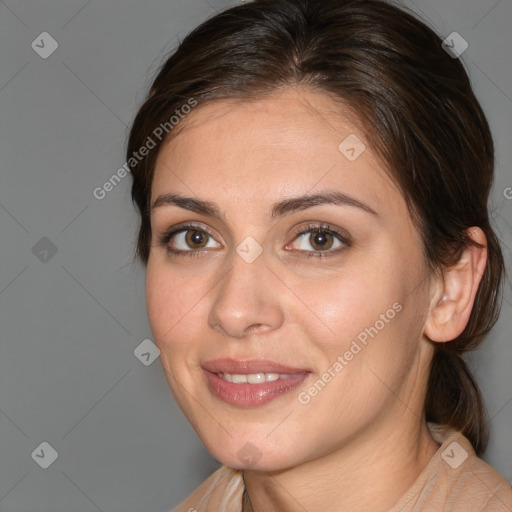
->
left=202, top=358, right=311, bottom=407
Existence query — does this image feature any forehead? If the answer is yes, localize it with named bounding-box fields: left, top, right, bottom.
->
left=151, top=88, right=402, bottom=219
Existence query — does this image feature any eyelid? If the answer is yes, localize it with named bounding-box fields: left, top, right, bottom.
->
left=284, top=222, right=351, bottom=258
left=157, top=221, right=351, bottom=258
left=289, top=222, right=351, bottom=246
left=157, top=221, right=219, bottom=248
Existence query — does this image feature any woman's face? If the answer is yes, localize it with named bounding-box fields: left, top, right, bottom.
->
left=146, top=87, right=434, bottom=471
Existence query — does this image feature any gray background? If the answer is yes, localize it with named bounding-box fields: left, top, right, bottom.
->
left=0, top=0, right=511, bottom=510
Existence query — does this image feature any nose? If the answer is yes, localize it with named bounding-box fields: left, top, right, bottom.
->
left=208, top=249, right=285, bottom=339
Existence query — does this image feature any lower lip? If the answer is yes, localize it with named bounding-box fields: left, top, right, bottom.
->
left=204, top=370, right=310, bottom=407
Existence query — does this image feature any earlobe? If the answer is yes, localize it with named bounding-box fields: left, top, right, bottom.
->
left=424, top=227, right=488, bottom=343
left=427, top=293, right=458, bottom=340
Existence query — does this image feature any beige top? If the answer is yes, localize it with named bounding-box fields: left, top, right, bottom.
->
left=171, top=424, right=512, bottom=512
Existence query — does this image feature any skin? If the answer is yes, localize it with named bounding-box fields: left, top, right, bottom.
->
left=145, top=87, right=487, bottom=512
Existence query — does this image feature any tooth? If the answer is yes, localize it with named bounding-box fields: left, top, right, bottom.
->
left=219, top=372, right=301, bottom=384
left=247, top=373, right=266, bottom=384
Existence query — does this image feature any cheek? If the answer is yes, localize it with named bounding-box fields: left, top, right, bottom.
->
left=299, top=257, right=402, bottom=351
left=145, top=261, right=201, bottom=397
left=300, top=252, right=422, bottom=400
left=145, top=259, right=193, bottom=348
left=145, top=257, right=218, bottom=369
left=145, top=264, right=173, bottom=341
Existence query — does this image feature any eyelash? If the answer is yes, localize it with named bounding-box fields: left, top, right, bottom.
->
left=157, top=222, right=351, bottom=260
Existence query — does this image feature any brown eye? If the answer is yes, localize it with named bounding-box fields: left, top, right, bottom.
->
left=159, top=224, right=222, bottom=256
left=307, top=230, right=335, bottom=251
left=184, top=229, right=209, bottom=249
left=288, top=224, right=349, bottom=255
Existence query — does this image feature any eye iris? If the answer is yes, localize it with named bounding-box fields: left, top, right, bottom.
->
left=310, top=230, right=332, bottom=250
left=185, top=230, right=208, bottom=248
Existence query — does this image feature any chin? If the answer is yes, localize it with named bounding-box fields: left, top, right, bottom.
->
left=200, top=431, right=303, bottom=472
left=217, top=451, right=296, bottom=472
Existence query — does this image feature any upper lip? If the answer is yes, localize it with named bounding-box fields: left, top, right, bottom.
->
left=202, top=358, right=310, bottom=375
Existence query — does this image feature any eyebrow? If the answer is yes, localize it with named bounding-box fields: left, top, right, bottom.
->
left=151, top=191, right=378, bottom=220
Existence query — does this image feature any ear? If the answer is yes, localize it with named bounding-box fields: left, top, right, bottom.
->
left=424, top=227, right=488, bottom=343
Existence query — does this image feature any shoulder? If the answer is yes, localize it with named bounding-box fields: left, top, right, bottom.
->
left=392, top=424, right=512, bottom=512
left=170, top=465, right=244, bottom=512
left=448, top=452, right=512, bottom=511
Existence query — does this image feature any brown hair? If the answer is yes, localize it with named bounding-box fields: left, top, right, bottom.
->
left=127, top=0, right=505, bottom=455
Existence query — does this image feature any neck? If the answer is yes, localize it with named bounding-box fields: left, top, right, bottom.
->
left=241, top=418, right=439, bottom=512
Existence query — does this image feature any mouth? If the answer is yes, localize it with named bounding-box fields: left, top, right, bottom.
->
left=202, top=358, right=311, bottom=407
left=216, top=371, right=304, bottom=383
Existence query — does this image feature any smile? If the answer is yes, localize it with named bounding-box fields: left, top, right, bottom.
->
left=218, top=372, right=305, bottom=384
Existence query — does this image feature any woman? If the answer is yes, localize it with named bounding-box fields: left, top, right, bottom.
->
left=127, top=0, right=512, bottom=510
